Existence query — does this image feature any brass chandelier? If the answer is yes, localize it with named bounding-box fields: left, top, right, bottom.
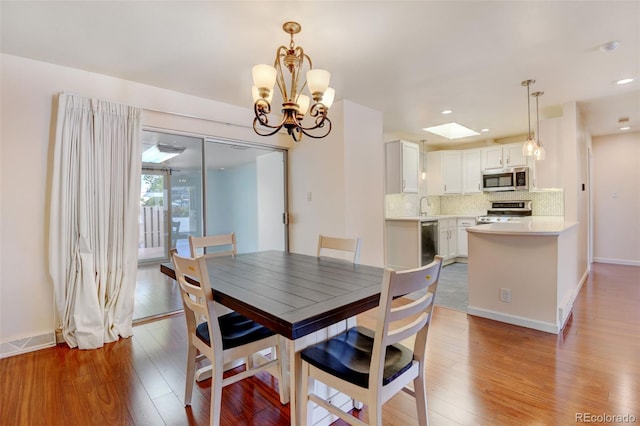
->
left=252, top=21, right=334, bottom=142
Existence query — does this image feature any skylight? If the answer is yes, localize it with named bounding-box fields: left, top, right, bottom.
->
left=142, top=144, right=185, bottom=163
left=422, top=122, right=480, bottom=139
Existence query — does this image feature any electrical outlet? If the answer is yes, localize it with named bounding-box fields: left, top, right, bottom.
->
left=500, top=288, right=511, bottom=303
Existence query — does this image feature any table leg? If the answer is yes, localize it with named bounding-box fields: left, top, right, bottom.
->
left=278, top=336, right=291, bottom=404
left=289, top=338, right=302, bottom=426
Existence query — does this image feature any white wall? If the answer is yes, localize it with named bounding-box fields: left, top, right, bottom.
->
left=288, top=100, right=385, bottom=267
left=592, top=131, right=640, bottom=265
left=560, top=102, right=591, bottom=286
left=0, top=54, right=285, bottom=349
left=257, top=151, right=286, bottom=251
left=0, top=54, right=385, bottom=351
left=343, top=101, right=385, bottom=267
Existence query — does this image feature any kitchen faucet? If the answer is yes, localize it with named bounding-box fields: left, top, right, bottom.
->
left=419, top=196, right=431, bottom=216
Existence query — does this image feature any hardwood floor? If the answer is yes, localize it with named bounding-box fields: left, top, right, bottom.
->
left=133, top=263, right=184, bottom=322
left=1, top=262, right=638, bottom=425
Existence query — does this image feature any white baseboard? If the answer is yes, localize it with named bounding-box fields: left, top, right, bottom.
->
left=467, top=306, right=559, bottom=334
left=0, top=332, right=56, bottom=359
left=593, top=257, right=640, bottom=267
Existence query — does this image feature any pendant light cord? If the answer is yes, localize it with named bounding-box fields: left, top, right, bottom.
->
left=535, top=93, right=539, bottom=144
left=527, top=83, right=532, bottom=139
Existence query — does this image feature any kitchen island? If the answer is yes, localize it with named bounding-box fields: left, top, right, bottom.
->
left=467, top=218, right=580, bottom=334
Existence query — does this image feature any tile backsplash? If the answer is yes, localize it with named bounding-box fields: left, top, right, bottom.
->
left=385, top=190, right=564, bottom=217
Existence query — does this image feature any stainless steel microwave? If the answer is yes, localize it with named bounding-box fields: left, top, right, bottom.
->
left=482, top=167, right=529, bottom=192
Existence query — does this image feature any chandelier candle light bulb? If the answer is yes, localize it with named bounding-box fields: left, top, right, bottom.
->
left=252, top=21, right=333, bottom=141
left=252, top=65, right=277, bottom=96
left=322, top=87, right=335, bottom=109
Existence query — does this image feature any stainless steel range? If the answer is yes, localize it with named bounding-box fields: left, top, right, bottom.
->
left=476, top=200, right=532, bottom=224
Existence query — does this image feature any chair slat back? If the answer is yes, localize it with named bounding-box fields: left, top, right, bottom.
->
left=189, top=233, right=236, bottom=259
left=171, top=251, right=223, bottom=352
left=317, top=234, right=361, bottom=264
left=370, top=256, right=443, bottom=387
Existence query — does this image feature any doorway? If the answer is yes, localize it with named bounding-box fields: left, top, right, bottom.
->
left=203, top=138, right=287, bottom=254
left=134, top=130, right=288, bottom=322
left=139, top=169, right=170, bottom=262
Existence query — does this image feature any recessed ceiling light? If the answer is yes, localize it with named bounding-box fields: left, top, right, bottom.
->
left=599, top=40, right=620, bottom=52
left=422, top=122, right=480, bottom=139
left=616, top=78, right=634, bottom=85
left=619, top=126, right=631, bottom=131
left=480, top=128, right=490, bottom=132
left=441, top=109, right=453, bottom=115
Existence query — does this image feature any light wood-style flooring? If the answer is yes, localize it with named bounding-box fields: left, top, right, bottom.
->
left=1, top=262, right=638, bottom=425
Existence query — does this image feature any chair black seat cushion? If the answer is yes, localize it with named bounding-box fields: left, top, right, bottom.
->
left=196, top=312, right=275, bottom=350
left=300, top=326, right=414, bottom=388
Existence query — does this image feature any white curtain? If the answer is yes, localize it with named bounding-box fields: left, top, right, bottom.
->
left=49, top=93, right=141, bottom=349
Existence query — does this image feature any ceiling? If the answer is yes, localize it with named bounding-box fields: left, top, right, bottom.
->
left=2, top=1, right=639, bottom=147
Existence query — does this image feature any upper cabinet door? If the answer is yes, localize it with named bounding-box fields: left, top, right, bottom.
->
left=481, top=146, right=504, bottom=170
left=462, top=148, right=482, bottom=194
left=402, top=141, right=420, bottom=193
left=442, top=150, right=462, bottom=194
left=481, top=143, right=528, bottom=170
left=426, top=150, right=461, bottom=195
left=385, top=140, right=419, bottom=194
left=504, top=143, right=527, bottom=167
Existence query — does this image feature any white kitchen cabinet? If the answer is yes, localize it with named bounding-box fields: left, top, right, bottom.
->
left=385, top=219, right=438, bottom=269
left=462, top=149, right=482, bottom=194
left=385, top=140, right=419, bottom=194
left=481, top=146, right=504, bottom=170
left=481, top=143, right=529, bottom=171
left=426, top=150, right=462, bottom=195
left=456, top=217, right=476, bottom=257
left=531, top=117, right=562, bottom=190
left=504, top=142, right=528, bottom=167
left=438, top=218, right=457, bottom=262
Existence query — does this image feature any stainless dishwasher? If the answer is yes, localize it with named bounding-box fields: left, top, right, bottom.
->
left=420, top=220, right=438, bottom=265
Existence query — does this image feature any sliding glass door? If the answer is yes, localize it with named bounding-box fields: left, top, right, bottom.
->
left=204, top=139, right=287, bottom=253
left=138, top=130, right=287, bottom=262
left=135, top=130, right=287, bottom=321
left=139, top=130, right=204, bottom=262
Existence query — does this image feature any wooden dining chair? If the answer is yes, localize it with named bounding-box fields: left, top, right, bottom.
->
left=171, top=250, right=289, bottom=426
left=298, top=256, right=444, bottom=426
left=189, top=232, right=237, bottom=259
left=317, top=234, right=362, bottom=264
left=189, top=233, right=237, bottom=317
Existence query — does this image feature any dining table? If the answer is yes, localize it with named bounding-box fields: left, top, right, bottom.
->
left=160, top=250, right=385, bottom=426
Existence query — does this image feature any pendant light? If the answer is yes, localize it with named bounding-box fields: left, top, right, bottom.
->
left=532, top=91, right=545, bottom=161
left=521, top=79, right=539, bottom=157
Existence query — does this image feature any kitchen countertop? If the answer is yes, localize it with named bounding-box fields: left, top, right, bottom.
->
left=467, top=217, right=577, bottom=236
